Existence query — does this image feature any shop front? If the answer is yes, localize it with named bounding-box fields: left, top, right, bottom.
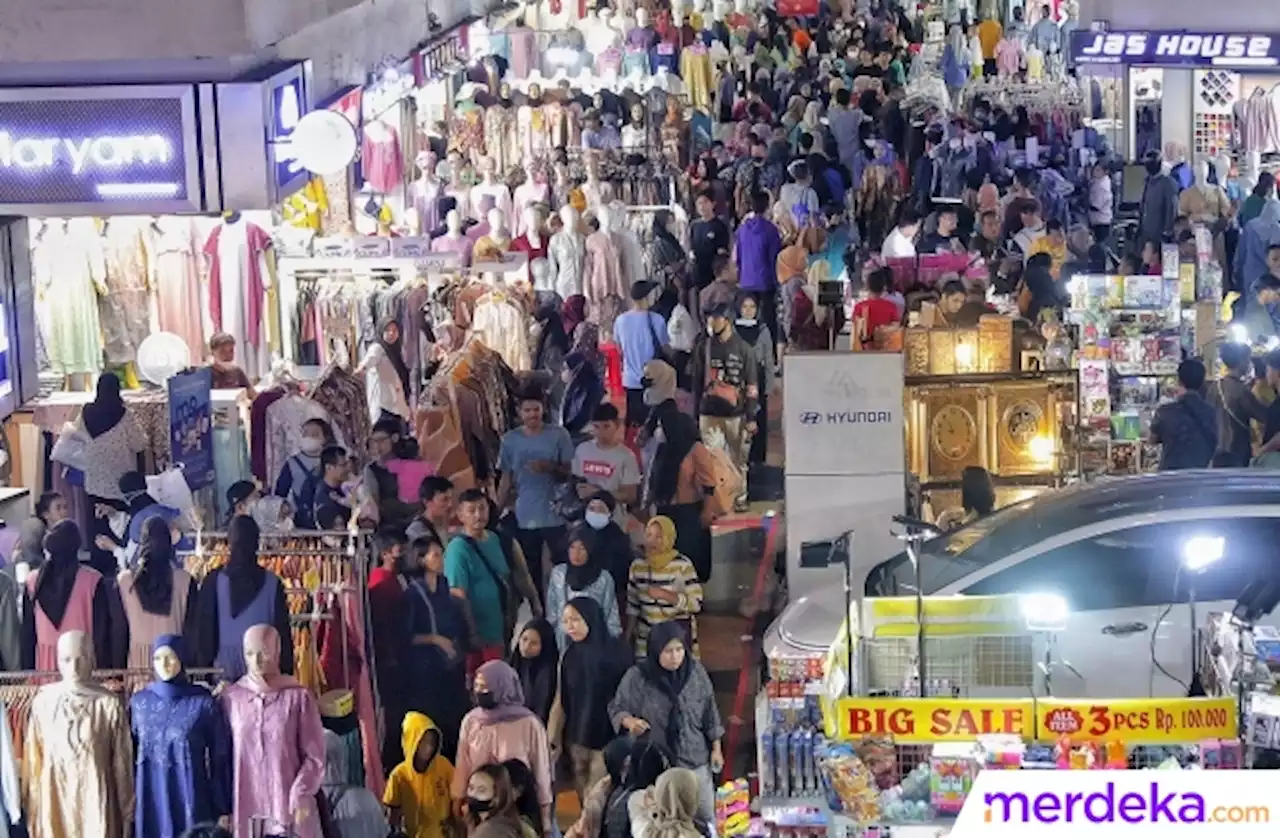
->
left=1071, top=28, right=1280, bottom=178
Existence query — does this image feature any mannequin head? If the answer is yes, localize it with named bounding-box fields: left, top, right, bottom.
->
left=559, top=205, right=580, bottom=232
left=1195, top=159, right=1210, bottom=188
left=57, top=630, right=93, bottom=683
left=480, top=156, right=496, bottom=181
left=630, top=102, right=645, bottom=125
left=529, top=83, right=543, bottom=102
left=488, top=208, right=508, bottom=235
left=530, top=257, right=551, bottom=289
left=637, top=7, right=650, bottom=27
left=523, top=206, right=544, bottom=237
left=244, top=624, right=283, bottom=680
left=446, top=209, right=463, bottom=235
left=153, top=633, right=185, bottom=682
left=417, top=151, right=438, bottom=180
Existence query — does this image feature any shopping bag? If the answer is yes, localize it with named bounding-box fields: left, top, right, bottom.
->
left=146, top=466, right=197, bottom=529
left=49, top=423, right=90, bottom=472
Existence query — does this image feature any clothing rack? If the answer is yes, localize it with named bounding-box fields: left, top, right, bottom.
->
left=0, top=667, right=222, bottom=680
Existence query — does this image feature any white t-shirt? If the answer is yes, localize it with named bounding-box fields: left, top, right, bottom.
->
left=360, top=344, right=410, bottom=423
left=666, top=303, right=697, bottom=353
left=881, top=227, right=917, bottom=259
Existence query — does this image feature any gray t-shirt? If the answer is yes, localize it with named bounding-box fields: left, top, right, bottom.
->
left=572, top=440, right=642, bottom=496
left=500, top=425, right=575, bottom=529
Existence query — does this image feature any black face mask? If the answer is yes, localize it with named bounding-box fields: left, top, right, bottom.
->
left=467, top=797, right=494, bottom=815
left=475, top=691, right=498, bottom=710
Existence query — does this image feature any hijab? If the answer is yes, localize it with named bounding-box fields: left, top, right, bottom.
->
left=651, top=210, right=684, bottom=266
left=562, top=295, right=588, bottom=336
left=565, top=525, right=606, bottom=590
left=650, top=412, right=699, bottom=507
left=240, top=624, right=303, bottom=695
left=33, top=519, right=83, bottom=628
left=83, top=373, right=127, bottom=438
left=642, top=622, right=695, bottom=755
left=736, top=293, right=763, bottom=346
left=603, top=736, right=632, bottom=788
left=378, top=317, right=412, bottom=397
left=649, top=768, right=702, bottom=838
left=131, top=515, right=176, bottom=616
left=224, top=515, right=267, bottom=618
left=473, top=660, right=536, bottom=725
left=562, top=351, right=605, bottom=437
left=802, top=101, right=823, bottom=131
left=777, top=242, right=809, bottom=282
left=508, top=619, right=558, bottom=722
left=560, top=597, right=631, bottom=749
left=643, top=516, right=681, bottom=571
left=148, top=633, right=196, bottom=699
left=534, top=300, right=570, bottom=371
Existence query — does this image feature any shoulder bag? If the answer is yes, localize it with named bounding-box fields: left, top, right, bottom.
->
left=458, top=533, right=519, bottom=642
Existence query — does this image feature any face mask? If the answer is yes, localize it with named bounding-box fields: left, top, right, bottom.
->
left=300, top=437, right=324, bottom=456
left=585, top=510, right=611, bottom=530
left=864, top=139, right=877, bottom=149
left=475, top=691, right=498, bottom=710
left=467, top=798, right=494, bottom=815
left=737, top=317, right=757, bottom=326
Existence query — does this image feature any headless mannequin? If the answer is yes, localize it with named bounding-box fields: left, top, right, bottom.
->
left=474, top=209, right=513, bottom=261
left=132, top=634, right=232, bottom=837
left=444, top=154, right=472, bottom=220
left=514, top=208, right=549, bottom=282
left=1179, top=160, right=1230, bottom=224
left=470, top=158, right=514, bottom=222
left=548, top=206, right=587, bottom=299
left=27, top=631, right=132, bottom=838
left=512, top=172, right=551, bottom=237
left=584, top=205, right=626, bottom=305
left=411, top=152, right=443, bottom=236
left=609, top=200, right=646, bottom=287
left=582, top=156, right=609, bottom=213
left=431, top=210, right=475, bottom=266
left=530, top=257, right=554, bottom=293
left=221, top=624, right=325, bottom=838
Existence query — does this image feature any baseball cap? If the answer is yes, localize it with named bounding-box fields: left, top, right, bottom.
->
left=630, top=280, right=659, bottom=300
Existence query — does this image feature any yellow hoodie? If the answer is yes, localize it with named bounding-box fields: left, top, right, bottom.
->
left=384, top=712, right=455, bottom=838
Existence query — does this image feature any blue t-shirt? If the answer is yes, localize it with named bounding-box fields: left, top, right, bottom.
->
left=444, top=532, right=511, bottom=646
left=499, top=425, right=575, bottom=529
left=613, top=310, right=669, bottom=390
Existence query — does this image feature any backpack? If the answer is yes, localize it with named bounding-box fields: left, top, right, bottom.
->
left=286, top=456, right=321, bottom=529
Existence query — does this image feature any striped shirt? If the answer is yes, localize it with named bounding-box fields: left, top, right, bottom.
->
left=626, top=556, right=703, bottom=659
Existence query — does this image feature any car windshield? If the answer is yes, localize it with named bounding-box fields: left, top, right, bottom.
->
left=866, top=498, right=1040, bottom=596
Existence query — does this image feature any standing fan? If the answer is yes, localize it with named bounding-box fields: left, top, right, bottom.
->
left=135, top=332, right=192, bottom=385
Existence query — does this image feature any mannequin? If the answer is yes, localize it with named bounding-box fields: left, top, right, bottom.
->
left=470, top=157, right=514, bottom=222
left=1180, top=159, right=1231, bottom=224
left=584, top=207, right=626, bottom=305
left=1024, top=42, right=1044, bottom=82
left=609, top=200, right=647, bottom=288
left=204, top=214, right=274, bottom=379
left=410, top=151, right=443, bottom=236
left=530, top=257, right=554, bottom=294
left=582, top=154, right=609, bottom=213
left=512, top=171, right=551, bottom=238
left=26, top=631, right=133, bottom=838
left=219, top=625, right=325, bottom=838
left=629, top=7, right=658, bottom=55
left=444, top=152, right=473, bottom=222
left=131, top=634, right=232, bottom=838
left=512, top=206, right=549, bottom=281
left=548, top=206, right=587, bottom=299
left=431, top=210, right=475, bottom=267
left=622, top=102, right=648, bottom=150
left=467, top=195, right=497, bottom=241
left=474, top=209, right=514, bottom=261
left=1059, top=1, right=1080, bottom=67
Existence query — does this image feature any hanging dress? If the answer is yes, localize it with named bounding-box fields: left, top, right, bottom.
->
left=153, top=218, right=206, bottom=364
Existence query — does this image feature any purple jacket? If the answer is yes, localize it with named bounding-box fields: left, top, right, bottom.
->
left=735, top=215, right=783, bottom=293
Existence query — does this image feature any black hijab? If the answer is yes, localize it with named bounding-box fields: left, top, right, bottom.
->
left=565, top=525, right=606, bottom=590
left=83, top=373, right=126, bottom=438
left=33, top=520, right=83, bottom=628
left=224, top=515, right=267, bottom=618
left=735, top=292, right=763, bottom=346
left=651, top=411, right=700, bottom=506
left=132, top=515, right=176, bottom=616
left=508, top=619, right=558, bottom=722
left=641, top=621, right=695, bottom=755
left=560, top=597, right=631, bottom=749
left=651, top=210, right=684, bottom=268
left=534, top=301, right=570, bottom=371
left=561, top=352, right=605, bottom=437
left=378, top=317, right=412, bottom=397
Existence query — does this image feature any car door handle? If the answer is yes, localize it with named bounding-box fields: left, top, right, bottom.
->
left=1102, top=622, right=1148, bottom=636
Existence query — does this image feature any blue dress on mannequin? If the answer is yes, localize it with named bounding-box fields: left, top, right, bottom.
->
left=129, top=634, right=233, bottom=838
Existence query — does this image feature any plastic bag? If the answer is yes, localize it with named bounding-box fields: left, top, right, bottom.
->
left=147, top=467, right=196, bottom=529
left=50, top=422, right=90, bottom=472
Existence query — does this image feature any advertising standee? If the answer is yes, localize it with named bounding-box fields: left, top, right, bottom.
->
left=168, top=367, right=214, bottom=490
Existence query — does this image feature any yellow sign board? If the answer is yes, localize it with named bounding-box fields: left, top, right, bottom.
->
left=1036, top=697, right=1237, bottom=745
left=834, top=698, right=1035, bottom=742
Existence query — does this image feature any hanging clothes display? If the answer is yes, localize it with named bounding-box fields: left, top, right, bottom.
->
left=361, top=120, right=404, bottom=194
left=152, top=217, right=207, bottom=364
left=33, top=218, right=106, bottom=376
left=470, top=289, right=531, bottom=371
left=204, top=217, right=274, bottom=380
left=99, top=219, right=153, bottom=367
left=679, top=42, right=714, bottom=111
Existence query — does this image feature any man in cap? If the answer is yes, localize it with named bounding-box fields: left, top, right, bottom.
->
left=694, top=301, right=759, bottom=511
left=612, top=279, right=670, bottom=429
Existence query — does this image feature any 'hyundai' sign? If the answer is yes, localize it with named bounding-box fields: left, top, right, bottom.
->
left=1071, top=30, right=1279, bottom=67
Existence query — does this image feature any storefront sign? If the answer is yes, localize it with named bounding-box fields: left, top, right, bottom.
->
left=0, top=85, right=202, bottom=214
left=1071, top=30, right=1279, bottom=66
left=417, top=30, right=467, bottom=83
left=168, top=367, right=214, bottom=490
left=1037, top=698, right=1237, bottom=744
left=833, top=699, right=1035, bottom=742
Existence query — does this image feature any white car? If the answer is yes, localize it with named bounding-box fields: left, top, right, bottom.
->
left=856, top=471, right=1280, bottom=698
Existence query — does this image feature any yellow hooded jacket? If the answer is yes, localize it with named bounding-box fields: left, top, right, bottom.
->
left=383, top=712, right=455, bottom=838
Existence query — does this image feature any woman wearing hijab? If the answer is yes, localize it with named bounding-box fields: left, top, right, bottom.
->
left=79, top=372, right=145, bottom=503
left=647, top=411, right=717, bottom=584
left=582, top=490, right=634, bottom=615
left=545, top=527, right=622, bottom=652
left=322, top=729, right=390, bottom=838
left=355, top=316, right=412, bottom=428
left=193, top=515, right=293, bottom=680
left=604, top=738, right=673, bottom=838
left=566, top=736, right=631, bottom=838
left=550, top=597, right=632, bottom=804
left=508, top=619, right=558, bottom=723
left=647, top=210, right=687, bottom=288
left=117, top=515, right=198, bottom=668
left=21, top=519, right=116, bottom=669
left=534, top=300, right=571, bottom=417
left=453, top=660, right=555, bottom=835
left=561, top=352, right=606, bottom=440
left=610, top=623, right=724, bottom=831
left=624, top=516, right=703, bottom=661
left=735, top=293, right=776, bottom=465
left=630, top=768, right=704, bottom=838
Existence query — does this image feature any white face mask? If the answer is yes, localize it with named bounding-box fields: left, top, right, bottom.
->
left=737, top=317, right=757, bottom=326
left=585, top=510, right=611, bottom=530
left=300, top=437, right=324, bottom=456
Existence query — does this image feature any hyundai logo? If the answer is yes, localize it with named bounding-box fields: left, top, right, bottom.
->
left=798, top=410, right=893, bottom=425
left=801, top=411, right=821, bottom=425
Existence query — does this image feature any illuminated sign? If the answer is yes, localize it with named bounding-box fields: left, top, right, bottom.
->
left=1072, top=30, right=1279, bottom=66
left=270, top=75, right=308, bottom=192
left=0, top=87, right=198, bottom=212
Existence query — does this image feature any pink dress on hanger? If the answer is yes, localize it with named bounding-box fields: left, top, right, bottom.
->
left=362, top=124, right=404, bottom=193
left=583, top=230, right=625, bottom=305
left=153, top=218, right=206, bottom=362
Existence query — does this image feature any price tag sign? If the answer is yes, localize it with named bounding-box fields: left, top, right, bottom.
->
left=1037, top=697, right=1236, bottom=744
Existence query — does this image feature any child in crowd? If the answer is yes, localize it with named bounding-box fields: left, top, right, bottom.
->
left=385, top=712, right=456, bottom=838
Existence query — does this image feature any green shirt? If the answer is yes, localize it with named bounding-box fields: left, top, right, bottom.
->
left=444, top=531, right=510, bottom=646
